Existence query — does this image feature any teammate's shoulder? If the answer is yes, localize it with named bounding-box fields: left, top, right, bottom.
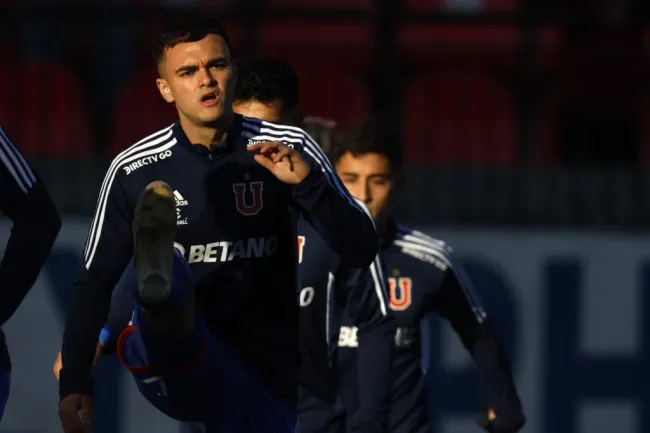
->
left=111, top=124, right=178, bottom=177
left=241, top=116, right=313, bottom=148
left=0, top=125, right=20, bottom=155
left=0, top=125, right=24, bottom=155
left=392, top=224, right=455, bottom=271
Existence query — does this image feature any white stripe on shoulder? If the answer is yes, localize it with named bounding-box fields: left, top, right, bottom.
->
left=396, top=225, right=448, bottom=250
left=0, top=127, right=37, bottom=194
left=241, top=118, right=366, bottom=213
left=369, top=254, right=388, bottom=316
left=84, top=125, right=176, bottom=268
left=395, top=225, right=486, bottom=322
left=242, top=117, right=304, bottom=137
left=394, top=227, right=452, bottom=266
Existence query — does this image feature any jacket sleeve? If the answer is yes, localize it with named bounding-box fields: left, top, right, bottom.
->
left=0, top=126, right=61, bottom=325
left=59, top=168, right=133, bottom=399
left=431, top=251, right=524, bottom=432
left=342, top=255, right=394, bottom=433
left=290, top=130, right=378, bottom=269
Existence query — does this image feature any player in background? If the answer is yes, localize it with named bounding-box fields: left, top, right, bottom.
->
left=232, top=58, right=303, bottom=126
left=330, top=121, right=525, bottom=433
left=57, top=19, right=378, bottom=433
left=0, top=125, right=61, bottom=421
left=233, top=58, right=395, bottom=433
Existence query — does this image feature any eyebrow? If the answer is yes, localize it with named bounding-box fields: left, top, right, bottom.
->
left=174, top=56, right=228, bottom=75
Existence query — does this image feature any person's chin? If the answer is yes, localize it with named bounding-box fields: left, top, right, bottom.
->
left=198, top=109, right=225, bottom=125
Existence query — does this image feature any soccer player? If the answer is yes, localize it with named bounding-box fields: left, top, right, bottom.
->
left=57, top=19, right=378, bottom=433
left=232, top=58, right=395, bottom=433
left=0, top=125, right=61, bottom=421
left=328, top=121, right=526, bottom=433
left=232, top=58, right=302, bottom=126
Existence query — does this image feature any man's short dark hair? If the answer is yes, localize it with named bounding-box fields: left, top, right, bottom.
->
left=233, top=58, right=299, bottom=112
left=331, top=120, right=402, bottom=170
left=153, top=18, right=232, bottom=71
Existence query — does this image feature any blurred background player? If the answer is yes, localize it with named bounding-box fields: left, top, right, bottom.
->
left=232, top=57, right=395, bottom=433
left=0, top=124, right=61, bottom=421
left=232, top=58, right=302, bottom=126
left=57, top=18, right=378, bottom=433
left=330, top=121, right=526, bottom=433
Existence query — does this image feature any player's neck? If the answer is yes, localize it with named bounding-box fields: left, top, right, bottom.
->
left=180, top=113, right=234, bottom=149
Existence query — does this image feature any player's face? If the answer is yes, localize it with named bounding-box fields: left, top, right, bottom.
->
left=335, top=152, right=394, bottom=221
left=156, top=34, right=236, bottom=127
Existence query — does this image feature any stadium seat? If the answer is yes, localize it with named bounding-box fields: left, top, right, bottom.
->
left=533, top=26, right=645, bottom=166
left=403, top=69, right=517, bottom=166
left=259, top=22, right=372, bottom=124
left=0, top=62, right=92, bottom=158
left=110, top=68, right=177, bottom=157
left=400, top=23, right=520, bottom=71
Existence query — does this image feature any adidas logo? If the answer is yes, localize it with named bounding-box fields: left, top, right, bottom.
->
left=174, top=190, right=188, bottom=207
left=174, top=190, right=189, bottom=225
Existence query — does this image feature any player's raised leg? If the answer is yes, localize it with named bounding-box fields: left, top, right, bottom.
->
left=119, top=181, right=297, bottom=431
left=117, top=181, right=214, bottom=421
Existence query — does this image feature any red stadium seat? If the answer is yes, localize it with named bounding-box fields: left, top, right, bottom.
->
left=110, top=68, right=178, bottom=157
left=0, top=62, right=92, bottom=158
left=400, top=23, right=520, bottom=71
left=534, top=26, right=645, bottom=166
left=403, top=69, right=516, bottom=166
left=258, top=22, right=372, bottom=124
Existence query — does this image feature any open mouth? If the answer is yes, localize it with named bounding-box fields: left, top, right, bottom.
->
left=200, top=92, right=220, bottom=106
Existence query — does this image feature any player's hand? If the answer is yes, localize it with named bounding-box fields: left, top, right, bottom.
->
left=59, top=394, right=93, bottom=433
left=479, top=406, right=525, bottom=433
left=53, top=351, right=63, bottom=380
left=248, top=141, right=311, bottom=184
left=54, top=344, right=104, bottom=381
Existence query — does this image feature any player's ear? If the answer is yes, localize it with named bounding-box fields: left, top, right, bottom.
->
left=156, top=78, right=174, bottom=103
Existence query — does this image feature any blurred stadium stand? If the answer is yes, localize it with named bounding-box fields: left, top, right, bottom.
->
left=0, top=0, right=647, bottom=227
left=2, top=2, right=650, bottom=433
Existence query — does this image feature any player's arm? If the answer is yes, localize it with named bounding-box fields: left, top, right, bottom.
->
left=342, top=255, right=394, bottom=433
left=59, top=170, right=133, bottom=400
left=291, top=131, right=378, bottom=269
left=100, top=268, right=137, bottom=353
left=0, top=126, right=61, bottom=325
left=54, top=271, right=136, bottom=380
left=431, top=246, right=525, bottom=433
